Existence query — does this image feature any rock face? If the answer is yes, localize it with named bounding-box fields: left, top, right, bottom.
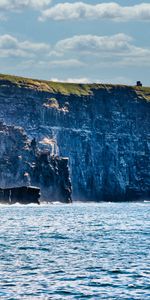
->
left=0, top=75, right=150, bottom=201
left=0, top=122, right=72, bottom=203
left=0, top=186, right=41, bottom=205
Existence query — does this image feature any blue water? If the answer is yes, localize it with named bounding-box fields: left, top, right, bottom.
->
left=0, top=202, right=150, bottom=300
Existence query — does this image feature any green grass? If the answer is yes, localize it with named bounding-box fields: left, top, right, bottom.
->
left=0, top=73, right=128, bottom=96
left=0, top=73, right=149, bottom=100
left=133, top=86, right=150, bottom=101
left=0, top=73, right=93, bottom=95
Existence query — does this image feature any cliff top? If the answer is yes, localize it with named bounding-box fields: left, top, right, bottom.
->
left=0, top=73, right=150, bottom=100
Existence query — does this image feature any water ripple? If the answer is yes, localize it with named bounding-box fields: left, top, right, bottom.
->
left=0, top=202, right=150, bottom=299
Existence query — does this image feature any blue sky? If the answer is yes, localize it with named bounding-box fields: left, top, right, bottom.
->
left=0, top=0, right=150, bottom=85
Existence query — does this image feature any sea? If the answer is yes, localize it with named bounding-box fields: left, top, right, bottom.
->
left=0, top=202, right=149, bottom=300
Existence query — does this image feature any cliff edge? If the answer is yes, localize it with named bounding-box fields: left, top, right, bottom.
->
left=0, top=73, right=150, bottom=201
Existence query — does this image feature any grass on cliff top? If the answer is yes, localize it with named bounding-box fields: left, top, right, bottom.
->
left=0, top=73, right=127, bottom=96
left=0, top=73, right=92, bottom=95
left=133, top=86, right=150, bottom=101
left=0, top=73, right=150, bottom=100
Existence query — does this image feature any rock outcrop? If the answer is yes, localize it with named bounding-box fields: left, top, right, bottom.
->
left=0, top=74, right=150, bottom=201
left=0, top=186, right=41, bottom=205
left=0, top=122, right=72, bottom=203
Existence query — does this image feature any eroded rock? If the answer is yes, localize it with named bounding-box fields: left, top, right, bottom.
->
left=0, top=76, right=150, bottom=201
left=0, top=122, right=72, bottom=203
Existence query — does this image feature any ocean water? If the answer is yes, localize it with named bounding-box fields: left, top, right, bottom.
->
left=0, top=202, right=149, bottom=300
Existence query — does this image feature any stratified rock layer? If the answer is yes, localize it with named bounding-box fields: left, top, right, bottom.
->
left=0, top=75, right=150, bottom=201
left=0, top=122, right=72, bottom=203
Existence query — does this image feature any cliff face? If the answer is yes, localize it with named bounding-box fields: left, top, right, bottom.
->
left=0, top=74, right=150, bottom=201
left=0, top=122, right=72, bottom=203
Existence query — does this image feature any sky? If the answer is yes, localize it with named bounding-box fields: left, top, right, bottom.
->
left=0, top=0, right=150, bottom=85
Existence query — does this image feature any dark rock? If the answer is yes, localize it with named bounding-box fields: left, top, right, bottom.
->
left=0, top=186, right=40, bottom=205
left=0, top=123, right=72, bottom=203
left=0, top=78, right=150, bottom=201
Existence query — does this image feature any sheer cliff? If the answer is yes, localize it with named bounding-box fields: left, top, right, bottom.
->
left=0, top=74, right=150, bottom=201
left=0, top=122, right=72, bottom=202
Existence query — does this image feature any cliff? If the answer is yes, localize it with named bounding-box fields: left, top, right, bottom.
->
left=0, top=73, right=150, bottom=201
left=0, top=122, right=72, bottom=203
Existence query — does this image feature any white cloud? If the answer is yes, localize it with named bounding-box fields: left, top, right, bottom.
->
left=0, top=34, right=50, bottom=58
left=50, top=77, right=90, bottom=83
left=52, top=33, right=150, bottom=67
left=54, top=33, right=132, bottom=54
left=0, top=33, right=150, bottom=69
left=0, top=0, right=52, bottom=11
left=40, top=2, right=150, bottom=22
left=50, top=76, right=131, bottom=85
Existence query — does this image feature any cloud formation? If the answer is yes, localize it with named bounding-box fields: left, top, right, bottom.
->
left=0, top=34, right=50, bottom=58
left=51, top=77, right=90, bottom=83
left=53, top=33, right=150, bottom=67
left=0, top=32, right=150, bottom=70
left=0, top=0, right=52, bottom=11
left=55, top=34, right=132, bottom=54
left=50, top=76, right=132, bottom=85
left=40, top=2, right=150, bottom=22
